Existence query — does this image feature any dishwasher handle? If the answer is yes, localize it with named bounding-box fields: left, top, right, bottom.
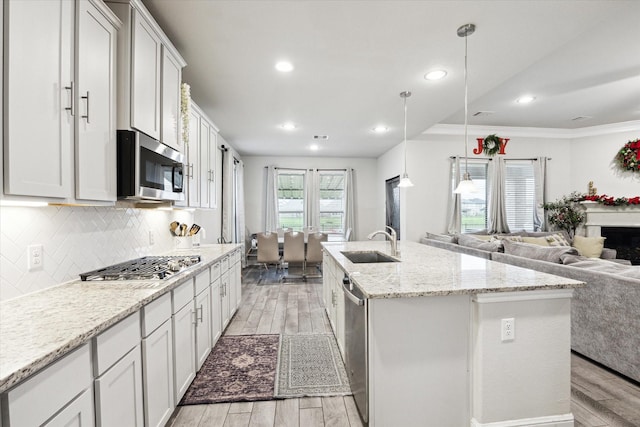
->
left=342, top=280, right=365, bottom=306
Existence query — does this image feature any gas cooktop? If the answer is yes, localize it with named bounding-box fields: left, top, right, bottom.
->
left=79, top=255, right=201, bottom=281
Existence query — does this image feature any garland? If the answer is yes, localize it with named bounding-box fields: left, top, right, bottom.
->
left=582, top=194, right=640, bottom=206
left=616, top=138, right=640, bottom=172
left=180, top=83, right=191, bottom=146
left=482, top=134, right=501, bottom=156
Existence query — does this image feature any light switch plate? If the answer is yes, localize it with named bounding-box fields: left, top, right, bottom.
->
left=27, top=244, right=44, bottom=271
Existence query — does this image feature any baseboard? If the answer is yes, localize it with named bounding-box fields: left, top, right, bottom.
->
left=470, top=413, right=574, bottom=427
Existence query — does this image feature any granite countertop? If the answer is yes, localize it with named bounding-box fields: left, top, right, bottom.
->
left=0, top=244, right=241, bottom=394
left=323, top=240, right=584, bottom=299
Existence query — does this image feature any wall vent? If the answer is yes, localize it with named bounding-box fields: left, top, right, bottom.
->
left=571, top=116, right=592, bottom=121
left=313, top=135, right=329, bottom=140
left=473, top=111, right=495, bottom=117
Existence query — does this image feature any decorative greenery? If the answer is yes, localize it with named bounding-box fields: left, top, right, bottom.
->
left=482, top=134, right=501, bottom=156
left=582, top=194, right=640, bottom=206
left=180, top=83, right=191, bottom=146
left=541, top=192, right=586, bottom=238
left=615, top=138, right=640, bottom=172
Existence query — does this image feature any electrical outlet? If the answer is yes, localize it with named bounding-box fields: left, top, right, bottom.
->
left=149, top=230, right=155, bottom=245
left=501, top=318, right=515, bottom=342
left=27, top=244, right=44, bottom=271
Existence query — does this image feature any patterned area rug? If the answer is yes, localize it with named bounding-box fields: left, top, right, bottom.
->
left=275, top=333, right=352, bottom=398
left=180, top=334, right=280, bottom=405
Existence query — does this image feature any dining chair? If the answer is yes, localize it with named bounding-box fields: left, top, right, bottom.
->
left=257, top=232, right=281, bottom=276
left=282, top=231, right=305, bottom=281
left=303, top=226, right=317, bottom=240
left=305, top=232, right=328, bottom=278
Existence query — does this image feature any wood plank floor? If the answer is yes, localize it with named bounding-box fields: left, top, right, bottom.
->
left=169, top=266, right=640, bottom=427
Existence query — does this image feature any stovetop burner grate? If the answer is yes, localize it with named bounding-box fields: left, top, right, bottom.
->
left=80, top=255, right=201, bottom=281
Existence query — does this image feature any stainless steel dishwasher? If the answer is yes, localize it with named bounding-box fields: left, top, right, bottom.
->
left=342, top=275, right=368, bottom=424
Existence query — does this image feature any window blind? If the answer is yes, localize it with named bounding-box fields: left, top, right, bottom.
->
left=504, top=161, right=535, bottom=231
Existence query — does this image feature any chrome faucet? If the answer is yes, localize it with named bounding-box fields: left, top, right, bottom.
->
left=367, top=226, right=398, bottom=256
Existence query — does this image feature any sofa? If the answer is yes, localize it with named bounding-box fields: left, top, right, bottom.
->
left=420, top=231, right=640, bottom=383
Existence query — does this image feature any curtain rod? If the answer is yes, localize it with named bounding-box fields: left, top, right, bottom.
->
left=264, top=167, right=348, bottom=171
left=449, top=156, right=552, bottom=161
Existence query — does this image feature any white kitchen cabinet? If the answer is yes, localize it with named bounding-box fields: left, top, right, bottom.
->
left=186, top=107, right=201, bottom=207
left=76, top=0, right=119, bottom=201
left=233, top=250, right=242, bottom=309
left=1, top=344, right=93, bottom=427
left=4, top=0, right=74, bottom=198
left=220, top=270, right=231, bottom=329
left=4, top=0, right=119, bottom=202
left=195, top=286, right=212, bottom=369
left=172, top=281, right=196, bottom=403
left=161, top=46, right=182, bottom=151
left=199, top=125, right=217, bottom=209
left=93, top=312, right=143, bottom=427
left=106, top=0, right=185, bottom=145
left=141, top=294, right=174, bottom=427
left=322, top=254, right=345, bottom=355
left=211, top=277, right=222, bottom=344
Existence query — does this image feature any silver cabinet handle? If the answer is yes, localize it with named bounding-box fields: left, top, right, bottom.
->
left=191, top=310, right=197, bottom=325
left=190, top=164, right=194, bottom=179
left=197, top=305, right=203, bottom=323
left=81, top=91, right=90, bottom=123
left=64, top=82, right=75, bottom=116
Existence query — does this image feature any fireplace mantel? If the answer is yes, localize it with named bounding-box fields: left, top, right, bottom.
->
left=580, top=201, right=640, bottom=237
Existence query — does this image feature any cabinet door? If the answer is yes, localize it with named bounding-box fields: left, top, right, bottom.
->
left=199, top=119, right=210, bottom=208
left=131, top=9, right=161, bottom=139
left=221, top=272, right=231, bottom=329
left=142, top=320, right=174, bottom=427
left=172, top=302, right=196, bottom=402
left=195, top=287, right=212, bottom=370
left=44, top=387, right=94, bottom=427
left=76, top=0, right=117, bottom=201
left=4, top=0, right=73, bottom=198
left=95, top=345, right=144, bottom=427
left=234, top=258, right=242, bottom=308
left=211, top=280, right=222, bottom=345
left=187, top=110, right=200, bottom=207
left=161, top=47, right=181, bottom=151
left=206, top=127, right=217, bottom=208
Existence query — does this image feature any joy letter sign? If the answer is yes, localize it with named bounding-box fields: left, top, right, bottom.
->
left=473, top=136, right=510, bottom=156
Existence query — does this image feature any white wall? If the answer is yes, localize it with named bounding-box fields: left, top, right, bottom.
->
left=242, top=156, right=378, bottom=241
left=569, top=127, right=640, bottom=195
left=378, top=130, right=574, bottom=242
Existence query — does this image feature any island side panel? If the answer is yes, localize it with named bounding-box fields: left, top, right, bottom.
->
left=471, top=290, right=573, bottom=426
left=368, top=294, right=470, bottom=427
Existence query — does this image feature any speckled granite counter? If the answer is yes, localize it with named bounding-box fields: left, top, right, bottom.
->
left=0, top=244, right=240, bottom=394
left=323, top=240, right=584, bottom=299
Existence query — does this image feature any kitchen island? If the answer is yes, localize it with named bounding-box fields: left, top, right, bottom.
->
left=322, top=240, right=584, bottom=427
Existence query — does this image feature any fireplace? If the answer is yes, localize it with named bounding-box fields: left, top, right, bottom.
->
left=601, top=227, right=640, bottom=265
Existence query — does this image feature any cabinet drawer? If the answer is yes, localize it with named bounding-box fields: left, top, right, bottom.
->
left=173, top=279, right=194, bottom=313
left=233, top=250, right=241, bottom=265
left=210, top=261, right=221, bottom=282
left=141, top=292, right=171, bottom=337
left=93, top=311, right=141, bottom=376
left=221, top=256, right=230, bottom=272
left=194, top=270, right=209, bottom=295
left=4, top=344, right=92, bottom=427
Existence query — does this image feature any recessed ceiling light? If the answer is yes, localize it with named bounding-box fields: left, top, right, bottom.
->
left=310, top=144, right=319, bottom=151
left=313, top=135, right=329, bottom=140
left=516, top=95, right=536, bottom=104
left=372, top=126, right=388, bottom=133
left=424, top=70, right=447, bottom=81
left=275, top=61, right=294, bottom=72
left=281, top=122, right=296, bottom=131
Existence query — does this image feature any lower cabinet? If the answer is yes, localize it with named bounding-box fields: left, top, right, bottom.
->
left=323, top=254, right=345, bottom=357
left=94, top=345, right=144, bottom=427
left=0, top=344, right=93, bottom=427
left=195, top=284, right=212, bottom=370
left=220, top=271, right=231, bottom=328
left=172, top=298, right=196, bottom=403
left=211, top=277, right=222, bottom=344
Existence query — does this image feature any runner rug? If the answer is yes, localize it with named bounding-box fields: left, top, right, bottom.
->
left=275, top=333, right=352, bottom=398
left=179, top=334, right=280, bottom=405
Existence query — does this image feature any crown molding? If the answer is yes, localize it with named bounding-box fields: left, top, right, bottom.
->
left=423, top=120, right=640, bottom=139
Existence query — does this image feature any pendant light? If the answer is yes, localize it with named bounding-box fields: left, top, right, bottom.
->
left=398, top=91, right=414, bottom=188
left=454, top=23, right=478, bottom=194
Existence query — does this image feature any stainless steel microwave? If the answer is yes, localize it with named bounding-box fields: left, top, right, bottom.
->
left=117, top=130, right=185, bottom=202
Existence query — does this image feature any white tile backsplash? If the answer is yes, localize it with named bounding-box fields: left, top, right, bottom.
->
left=0, top=205, right=194, bottom=301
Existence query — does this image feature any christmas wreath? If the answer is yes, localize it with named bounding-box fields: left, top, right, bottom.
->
left=482, top=134, right=501, bottom=156
left=616, top=138, right=640, bottom=172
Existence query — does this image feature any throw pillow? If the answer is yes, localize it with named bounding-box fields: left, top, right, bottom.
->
left=458, top=234, right=502, bottom=252
left=502, top=240, right=579, bottom=263
left=545, top=233, right=571, bottom=247
left=572, top=235, right=605, bottom=258
left=521, top=236, right=550, bottom=246
left=490, top=235, right=524, bottom=243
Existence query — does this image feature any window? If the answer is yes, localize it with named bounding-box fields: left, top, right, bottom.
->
left=460, top=162, right=488, bottom=233
left=505, top=161, right=536, bottom=231
left=277, top=171, right=305, bottom=231
left=319, top=171, right=346, bottom=234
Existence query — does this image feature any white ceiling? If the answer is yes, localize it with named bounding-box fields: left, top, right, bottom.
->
left=142, top=0, right=640, bottom=158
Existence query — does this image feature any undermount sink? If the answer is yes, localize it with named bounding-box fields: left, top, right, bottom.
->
left=341, top=251, right=399, bottom=264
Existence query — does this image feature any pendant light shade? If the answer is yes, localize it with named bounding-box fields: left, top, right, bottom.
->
left=398, top=91, right=414, bottom=188
left=454, top=23, right=478, bottom=194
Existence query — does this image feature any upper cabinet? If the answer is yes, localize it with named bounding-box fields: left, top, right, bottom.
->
left=3, top=0, right=120, bottom=202
left=106, top=0, right=186, bottom=151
